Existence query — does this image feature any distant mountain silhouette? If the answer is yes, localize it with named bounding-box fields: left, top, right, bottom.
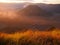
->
left=1, top=3, right=60, bottom=13
left=36, top=3, right=60, bottom=13
left=18, top=5, right=51, bottom=17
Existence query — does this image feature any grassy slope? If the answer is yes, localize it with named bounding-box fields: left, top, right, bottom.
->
left=0, top=29, right=60, bottom=45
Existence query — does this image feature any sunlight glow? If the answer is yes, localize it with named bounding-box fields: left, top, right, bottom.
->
left=0, top=0, right=31, bottom=3
left=0, top=0, right=60, bottom=4
left=33, top=0, right=44, bottom=3
left=0, top=0, right=44, bottom=3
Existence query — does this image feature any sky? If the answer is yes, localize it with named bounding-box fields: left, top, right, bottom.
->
left=0, top=0, right=60, bottom=4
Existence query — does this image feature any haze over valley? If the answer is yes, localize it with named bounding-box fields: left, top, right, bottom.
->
left=0, top=3, right=60, bottom=33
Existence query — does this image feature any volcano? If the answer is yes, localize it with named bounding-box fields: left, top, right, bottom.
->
left=18, top=5, right=50, bottom=17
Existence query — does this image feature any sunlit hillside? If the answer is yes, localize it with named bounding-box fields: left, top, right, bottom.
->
left=0, top=29, right=60, bottom=45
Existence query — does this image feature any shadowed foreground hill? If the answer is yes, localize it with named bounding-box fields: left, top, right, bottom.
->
left=0, top=30, right=60, bottom=45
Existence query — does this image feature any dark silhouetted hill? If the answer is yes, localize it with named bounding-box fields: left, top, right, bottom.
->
left=36, top=3, right=60, bottom=13
left=18, top=5, right=51, bottom=17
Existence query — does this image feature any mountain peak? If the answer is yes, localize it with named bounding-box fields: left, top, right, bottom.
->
left=24, top=4, right=40, bottom=9
left=18, top=5, right=50, bottom=17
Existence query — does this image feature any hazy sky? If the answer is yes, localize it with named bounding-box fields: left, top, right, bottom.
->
left=0, top=0, right=60, bottom=4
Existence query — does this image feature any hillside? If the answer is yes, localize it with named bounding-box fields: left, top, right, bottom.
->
left=0, top=3, right=60, bottom=33
left=0, top=30, right=60, bottom=45
left=18, top=5, right=50, bottom=17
